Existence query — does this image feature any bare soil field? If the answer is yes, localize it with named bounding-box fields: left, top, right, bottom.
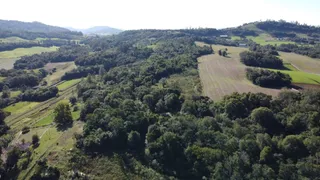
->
left=197, top=44, right=281, bottom=100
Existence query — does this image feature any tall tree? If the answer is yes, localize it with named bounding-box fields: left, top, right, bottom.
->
left=54, top=102, right=73, bottom=126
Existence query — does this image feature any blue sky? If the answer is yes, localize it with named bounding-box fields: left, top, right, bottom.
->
left=0, top=0, right=319, bottom=29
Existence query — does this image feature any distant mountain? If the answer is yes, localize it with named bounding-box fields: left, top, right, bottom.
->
left=0, top=19, right=82, bottom=40
left=67, top=26, right=122, bottom=35
left=0, top=20, right=71, bottom=33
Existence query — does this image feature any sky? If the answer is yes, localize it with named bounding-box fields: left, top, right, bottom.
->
left=0, top=0, right=319, bottom=30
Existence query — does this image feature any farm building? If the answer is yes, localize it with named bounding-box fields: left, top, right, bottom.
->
left=239, top=43, right=247, bottom=47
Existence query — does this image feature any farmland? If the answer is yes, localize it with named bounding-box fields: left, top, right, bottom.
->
left=279, top=52, right=320, bottom=74
left=197, top=43, right=281, bottom=100
left=246, top=33, right=294, bottom=45
left=196, top=42, right=320, bottom=100
left=44, top=62, right=77, bottom=85
left=0, top=46, right=58, bottom=69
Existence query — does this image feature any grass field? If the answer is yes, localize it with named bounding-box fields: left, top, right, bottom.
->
left=35, top=113, right=54, bottom=127
left=231, top=36, right=241, bottom=40
left=196, top=43, right=281, bottom=100
left=4, top=102, right=39, bottom=115
left=0, top=46, right=58, bottom=69
left=246, top=33, right=294, bottom=46
left=44, top=62, right=77, bottom=85
left=279, top=52, right=320, bottom=74
left=57, top=79, right=81, bottom=91
left=0, top=90, right=22, bottom=98
left=0, top=37, right=30, bottom=43
left=276, top=70, right=320, bottom=85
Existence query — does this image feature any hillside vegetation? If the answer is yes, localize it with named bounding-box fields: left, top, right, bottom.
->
left=0, top=20, right=82, bottom=40
left=0, top=21, right=320, bottom=179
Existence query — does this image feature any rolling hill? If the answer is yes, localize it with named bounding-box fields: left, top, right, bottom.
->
left=224, top=20, right=320, bottom=45
left=67, top=26, right=122, bottom=35
left=0, top=19, right=82, bottom=40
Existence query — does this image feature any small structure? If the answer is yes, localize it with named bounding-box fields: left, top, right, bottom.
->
left=239, top=43, right=247, bottom=47
left=220, top=35, right=228, bottom=38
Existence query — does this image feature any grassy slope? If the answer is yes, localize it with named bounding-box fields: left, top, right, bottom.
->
left=0, top=37, right=30, bottom=43
left=279, top=52, right=320, bottom=74
left=267, top=53, right=320, bottom=85
left=246, top=33, right=294, bottom=45
left=57, top=79, right=81, bottom=91
left=0, top=46, right=58, bottom=69
left=0, top=46, right=58, bottom=59
left=4, top=102, right=39, bottom=115
left=44, top=62, right=77, bottom=85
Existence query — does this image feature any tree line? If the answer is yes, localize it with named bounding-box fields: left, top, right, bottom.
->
left=14, top=45, right=90, bottom=69
left=240, top=51, right=284, bottom=69
left=0, top=39, right=77, bottom=52
left=246, top=68, right=292, bottom=87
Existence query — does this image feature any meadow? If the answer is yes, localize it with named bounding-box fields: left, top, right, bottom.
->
left=279, top=52, right=320, bottom=74
left=246, top=33, right=294, bottom=46
left=0, top=46, right=58, bottom=69
left=44, top=62, right=77, bottom=85
left=4, top=101, right=39, bottom=115
left=57, top=78, right=82, bottom=91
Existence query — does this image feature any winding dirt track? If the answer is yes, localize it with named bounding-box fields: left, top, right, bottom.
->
left=198, top=45, right=281, bottom=101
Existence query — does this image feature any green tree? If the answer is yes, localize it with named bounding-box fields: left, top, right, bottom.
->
left=32, top=134, right=39, bottom=146
left=260, top=146, right=273, bottom=163
left=5, top=146, right=21, bottom=171
left=127, top=131, right=142, bottom=150
left=1, top=85, right=10, bottom=98
left=54, top=102, right=73, bottom=126
left=222, top=51, right=227, bottom=57
left=281, top=135, right=308, bottom=159
left=251, top=107, right=282, bottom=134
left=69, top=96, right=77, bottom=106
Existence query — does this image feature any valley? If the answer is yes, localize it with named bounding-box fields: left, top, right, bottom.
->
left=0, top=19, right=320, bottom=179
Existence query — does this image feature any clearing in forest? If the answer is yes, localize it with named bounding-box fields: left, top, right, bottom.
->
left=196, top=43, right=281, bottom=100
left=44, top=62, right=77, bottom=85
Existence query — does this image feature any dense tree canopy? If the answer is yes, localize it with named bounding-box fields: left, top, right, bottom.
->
left=68, top=30, right=320, bottom=179
left=246, top=68, right=292, bottom=87
left=240, top=51, right=284, bottom=69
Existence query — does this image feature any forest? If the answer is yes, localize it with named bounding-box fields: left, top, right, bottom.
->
left=0, top=23, right=320, bottom=179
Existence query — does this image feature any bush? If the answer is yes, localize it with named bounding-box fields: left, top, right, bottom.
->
left=21, top=126, right=30, bottom=134
left=32, top=134, right=40, bottom=147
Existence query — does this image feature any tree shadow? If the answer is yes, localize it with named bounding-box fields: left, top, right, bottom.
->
left=56, top=121, right=73, bottom=132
